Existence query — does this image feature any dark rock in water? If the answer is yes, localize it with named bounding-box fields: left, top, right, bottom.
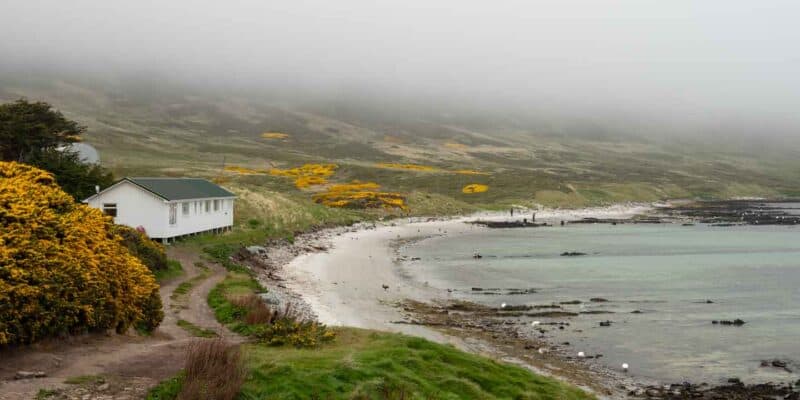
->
left=630, top=310, right=643, bottom=314
left=599, top=320, right=612, bottom=327
left=727, top=378, right=742, bottom=385
left=589, top=297, right=609, bottom=303
left=526, top=311, right=579, bottom=318
left=580, top=310, right=615, bottom=315
left=506, top=288, right=537, bottom=295
left=560, top=300, right=582, bottom=305
left=560, top=252, right=587, bottom=257
left=716, top=319, right=746, bottom=326
left=470, top=220, right=550, bottom=228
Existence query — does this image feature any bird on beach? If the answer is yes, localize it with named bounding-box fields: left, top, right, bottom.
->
left=622, top=363, right=629, bottom=372
left=382, top=284, right=389, bottom=290
left=531, top=321, right=541, bottom=327
left=578, top=351, right=586, bottom=358
left=501, top=303, right=507, bottom=308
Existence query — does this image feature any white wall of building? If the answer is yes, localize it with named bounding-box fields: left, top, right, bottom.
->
left=164, top=197, right=234, bottom=238
left=86, top=181, right=235, bottom=239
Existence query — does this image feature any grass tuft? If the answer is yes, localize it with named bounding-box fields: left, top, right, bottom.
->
left=177, top=319, right=218, bottom=338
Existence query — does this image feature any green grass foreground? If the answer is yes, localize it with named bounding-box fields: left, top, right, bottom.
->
left=147, top=327, right=594, bottom=400
left=148, top=270, right=594, bottom=399
left=238, top=327, right=594, bottom=400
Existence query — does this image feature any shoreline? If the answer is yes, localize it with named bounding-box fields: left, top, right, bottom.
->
left=247, top=204, right=653, bottom=398
left=245, top=202, right=799, bottom=399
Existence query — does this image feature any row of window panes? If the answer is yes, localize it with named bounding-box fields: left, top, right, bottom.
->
left=181, top=199, right=225, bottom=216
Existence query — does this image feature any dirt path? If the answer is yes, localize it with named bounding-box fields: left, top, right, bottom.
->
left=0, top=246, right=241, bottom=400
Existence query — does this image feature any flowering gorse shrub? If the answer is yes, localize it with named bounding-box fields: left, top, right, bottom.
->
left=0, top=161, right=163, bottom=345
left=312, top=180, right=407, bottom=210
left=462, top=184, right=489, bottom=194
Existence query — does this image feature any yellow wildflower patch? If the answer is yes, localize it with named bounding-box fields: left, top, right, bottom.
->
left=294, top=176, right=329, bottom=189
left=313, top=180, right=406, bottom=210
left=269, top=164, right=338, bottom=189
left=453, top=169, right=490, bottom=176
left=261, top=132, right=290, bottom=139
left=0, top=162, right=163, bottom=345
left=462, top=184, right=489, bottom=194
left=375, top=163, right=439, bottom=172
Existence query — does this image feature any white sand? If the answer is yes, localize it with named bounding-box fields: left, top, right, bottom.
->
left=282, top=204, right=651, bottom=344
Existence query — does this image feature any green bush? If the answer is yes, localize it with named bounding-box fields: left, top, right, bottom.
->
left=113, top=225, right=168, bottom=272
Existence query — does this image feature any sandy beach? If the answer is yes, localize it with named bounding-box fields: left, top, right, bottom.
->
left=257, top=204, right=653, bottom=397
left=282, top=204, right=651, bottom=332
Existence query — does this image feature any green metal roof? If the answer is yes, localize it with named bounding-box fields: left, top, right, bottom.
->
left=126, top=177, right=236, bottom=201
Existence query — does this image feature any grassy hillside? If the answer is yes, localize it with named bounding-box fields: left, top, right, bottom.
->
left=2, top=75, right=799, bottom=217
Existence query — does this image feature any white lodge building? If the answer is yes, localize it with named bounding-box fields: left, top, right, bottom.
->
left=85, top=177, right=236, bottom=241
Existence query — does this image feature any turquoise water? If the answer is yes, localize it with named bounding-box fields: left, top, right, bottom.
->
left=400, top=223, right=800, bottom=384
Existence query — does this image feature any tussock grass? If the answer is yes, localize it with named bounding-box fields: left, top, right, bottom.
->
left=178, top=339, right=245, bottom=400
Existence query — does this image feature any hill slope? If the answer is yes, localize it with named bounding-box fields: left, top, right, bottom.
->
left=2, top=75, right=798, bottom=212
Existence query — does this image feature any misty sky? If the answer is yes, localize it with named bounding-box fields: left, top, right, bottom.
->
left=2, top=0, right=799, bottom=134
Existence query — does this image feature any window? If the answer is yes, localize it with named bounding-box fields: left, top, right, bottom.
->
left=182, top=202, right=190, bottom=216
left=213, top=199, right=220, bottom=212
left=102, top=203, right=117, bottom=217
left=169, top=204, right=177, bottom=225
left=205, top=200, right=211, bottom=212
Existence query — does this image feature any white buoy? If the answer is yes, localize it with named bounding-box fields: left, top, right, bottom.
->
left=622, top=363, right=629, bottom=372
left=501, top=303, right=507, bottom=308
left=578, top=351, right=586, bottom=358
left=531, top=321, right=541, bottom=327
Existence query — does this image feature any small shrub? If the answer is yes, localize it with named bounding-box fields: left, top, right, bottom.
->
left=252, top=318, right=336, bottom=348
left=135, top=291, right=165, bottom=334
left=247, top=218, right=261, bottom=228
left=113, top=225, right=168, bottom=272
left=178, top=339, right=245, bottom=400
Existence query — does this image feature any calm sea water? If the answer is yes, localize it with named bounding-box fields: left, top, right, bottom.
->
left=400, top=222, right=800, bottom=384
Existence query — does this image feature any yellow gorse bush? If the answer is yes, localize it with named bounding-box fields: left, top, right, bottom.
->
left=269, top=164, right=337, bottom=189
left=0, top=162, right=163, bottom=345
left=462, top=184, right=489, bottom=194
left=453, top=169, right=490, bottom=176
left=261, top=132, right=289, bottom=139
left=375, top=163, right=439, bottom=172
left=312, top=181, right=407, bottom=210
